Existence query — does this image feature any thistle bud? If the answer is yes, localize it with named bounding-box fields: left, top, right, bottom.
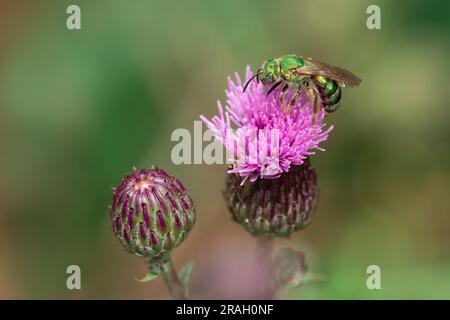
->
left=224, top=159, right=317, bottom=237
left=109, top=167, right=195, bottom=258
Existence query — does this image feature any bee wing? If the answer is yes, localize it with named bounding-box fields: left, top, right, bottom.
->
left=295, top=56, right=361, bottom=87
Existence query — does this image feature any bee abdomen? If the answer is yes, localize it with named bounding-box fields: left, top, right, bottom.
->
left=313, top=76, right=341, bottom=113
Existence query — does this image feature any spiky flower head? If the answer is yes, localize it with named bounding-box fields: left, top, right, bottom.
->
left=201, top=67, right=328, bottom=236
left=201, top=66, right=332, bottom=182
left=224, top=159, right=317, bottom=237
left=109, top=167, right=195, bottom=258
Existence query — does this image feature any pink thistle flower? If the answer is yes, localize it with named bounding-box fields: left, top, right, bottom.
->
left=201, top=66, right=333, bottom=182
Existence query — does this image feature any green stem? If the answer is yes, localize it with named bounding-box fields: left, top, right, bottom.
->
left=149, top=255, right=188, bottom=300
left=256, top=236, right=275, bottom=299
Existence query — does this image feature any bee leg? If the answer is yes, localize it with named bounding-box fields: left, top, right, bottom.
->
left=283, top=86, right=302, bottom=115
left=306, top=87, right=321, bottom=125
left=279, top=84, right=289, bottom=107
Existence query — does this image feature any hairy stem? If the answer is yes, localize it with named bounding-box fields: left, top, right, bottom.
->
left=149, top=255, right=187, bottom=300
left=256, top=236, right=275, bottom=299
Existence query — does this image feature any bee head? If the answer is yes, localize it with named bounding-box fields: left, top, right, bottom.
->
left=242, top=59, right=280, bottom=93
left=259, top=59, right=280, bottom=84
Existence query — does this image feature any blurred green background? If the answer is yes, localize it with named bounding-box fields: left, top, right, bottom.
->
left=0, top=0, right=449, bottom=299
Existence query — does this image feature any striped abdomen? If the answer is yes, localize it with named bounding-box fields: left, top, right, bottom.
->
left=312, top=75, right=342, bottom=113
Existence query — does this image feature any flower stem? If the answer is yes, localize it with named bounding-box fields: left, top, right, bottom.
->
left=149, top=255, right=188, bottom=300
left=256, top=236, right=275, bottom=299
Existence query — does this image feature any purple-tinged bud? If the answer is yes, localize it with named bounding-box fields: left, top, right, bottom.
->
left=172, top=211, right=182, bottom=230
left=128, top=207, right=134, bottom=229
left=156, top=211, right=167, bottom=232
left=120, top=196, right=129, bottom=218
left=114, top=216, right=122, bottom=233
left=224, top=159, right=318, bottom=237
left=110, top=167, right=196, bottom=258
left=142, top=203, right=151, bottom=226
left=139, top=222, right=147, bottom=240
left=166, top=193, right=178, bottom=211
left=150, top=231, right=158, bottom=246
left=123, top=226, right=132, bottom=244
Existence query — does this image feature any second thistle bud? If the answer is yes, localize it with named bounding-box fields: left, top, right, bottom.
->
left=224, top=159, right=318, bottom=238
left=109, top=167, right=196, bottom=258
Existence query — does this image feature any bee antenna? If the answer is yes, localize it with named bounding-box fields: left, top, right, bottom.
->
left=243, top=73, right=259, bottom=93
left=256, top=69, right=263, bottom=84
left=267, top=81, right=282, bottom=96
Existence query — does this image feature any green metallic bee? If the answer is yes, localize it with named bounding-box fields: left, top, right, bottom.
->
left=243, top=54, right=361, bottom=123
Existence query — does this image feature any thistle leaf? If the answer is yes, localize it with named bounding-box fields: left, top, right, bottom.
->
left=136, top=271, right=160, bottom=282
left=178, top=261, right=194, bottom=288
left=302, top=271, right=326, bottom=285
left=273, top=248, right=307, bottom=289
